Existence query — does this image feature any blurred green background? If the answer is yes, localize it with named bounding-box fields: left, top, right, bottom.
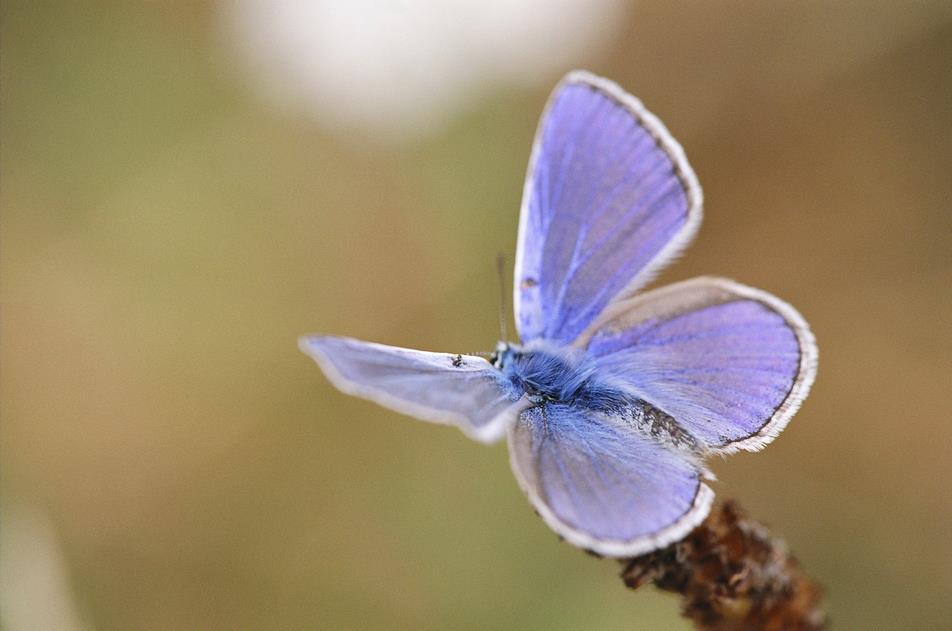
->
left=2, top=2, right=951, bottom=629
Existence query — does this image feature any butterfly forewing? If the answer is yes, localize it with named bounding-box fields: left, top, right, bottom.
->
left=300, top=336, right=528, bottom=443
left=514, top=71, right=702, bottom=345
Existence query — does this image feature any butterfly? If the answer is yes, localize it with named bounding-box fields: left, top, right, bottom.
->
left=300, top=70, right=817, bottom=557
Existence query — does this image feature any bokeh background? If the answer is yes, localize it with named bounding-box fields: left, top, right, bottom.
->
left=3, top=2, right=951, bottom=629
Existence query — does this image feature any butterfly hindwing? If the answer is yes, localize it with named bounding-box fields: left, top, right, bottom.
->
left=508, top=403, right=713, bottom=557
left=299, top=336, right=528, bottom=443
left=514, top=71, right=702, bottom=345
left=584, top=277, right=817, bottom=453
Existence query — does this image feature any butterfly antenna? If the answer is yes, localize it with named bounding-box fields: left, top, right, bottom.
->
left=496, top=254, right=508, bottom=342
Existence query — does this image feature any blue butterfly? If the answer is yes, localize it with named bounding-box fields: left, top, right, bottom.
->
left=300, top=71, right=817, bottom=557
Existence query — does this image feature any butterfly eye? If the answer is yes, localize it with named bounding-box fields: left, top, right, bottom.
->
left=489, top=349, right=502, bottom=368
left=490, top=341, right=511, bottom=369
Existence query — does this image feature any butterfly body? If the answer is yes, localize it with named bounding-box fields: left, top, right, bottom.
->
left=300, top=71, right=817, bottom=557
left=493, top=342, right=594, bottom=404
left=493, top=341, right=696, bottom=450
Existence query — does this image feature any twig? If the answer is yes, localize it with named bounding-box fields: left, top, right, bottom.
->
left=619, top=500, right=826, bottom=630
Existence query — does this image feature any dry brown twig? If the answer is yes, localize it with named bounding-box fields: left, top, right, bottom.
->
left=619, top=500, right=826, bottom=630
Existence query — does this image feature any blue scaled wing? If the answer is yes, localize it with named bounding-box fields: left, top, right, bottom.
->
left=508, top=403, right=714, bottom=557
left=514, top=71, right=702, bottom=345
left=585, top=277, right=818, bottom=453
left=300, top=336, right=528, bottom=443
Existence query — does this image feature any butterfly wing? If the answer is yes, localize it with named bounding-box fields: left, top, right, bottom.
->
left=508, top=403, right=713, bottom=557
left=514, top=70, right=702, bottom=345
left=584, top=277, right=818, bottom=453
left=300, top=336, right=528, bottom=443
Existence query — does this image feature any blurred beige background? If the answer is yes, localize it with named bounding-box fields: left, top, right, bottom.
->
left=2, top=2, right=950, bottom=629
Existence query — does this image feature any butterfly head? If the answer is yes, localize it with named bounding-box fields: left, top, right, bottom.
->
left=490, top=340, right=517, bottom=370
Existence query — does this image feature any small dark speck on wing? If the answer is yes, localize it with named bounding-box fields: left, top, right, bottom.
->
left=520, top=277, right=538, bottom=289
left=452, top=354, right=464, bottom=368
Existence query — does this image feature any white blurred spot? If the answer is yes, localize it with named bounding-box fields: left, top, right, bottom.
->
left=1, top=503, right=87, bottom=631
left=219, top=0, right=627, bottom=141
